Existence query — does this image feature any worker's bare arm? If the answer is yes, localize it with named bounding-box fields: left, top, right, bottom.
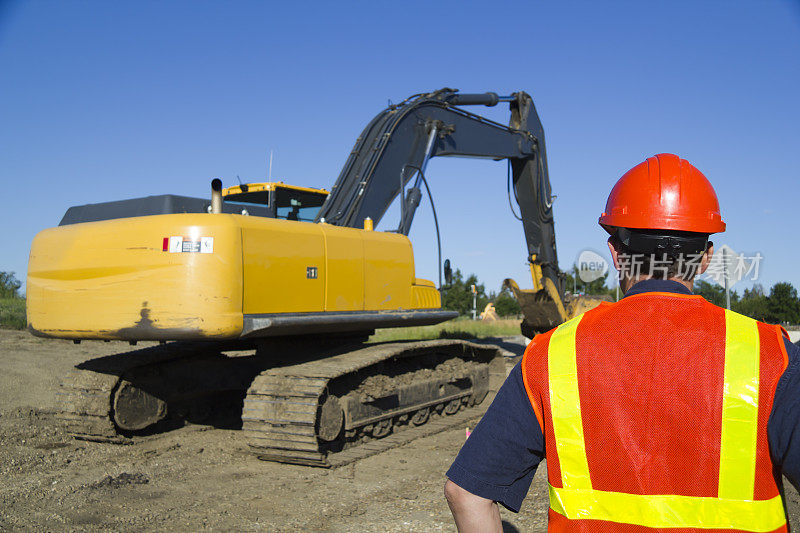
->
left=444, top=479, right=502, bottom=533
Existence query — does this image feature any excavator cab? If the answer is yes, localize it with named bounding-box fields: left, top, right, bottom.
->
left=223, top=182, right=328, bottom=222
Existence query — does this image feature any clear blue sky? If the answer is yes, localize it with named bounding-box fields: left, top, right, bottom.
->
left=1, top=1, right=799, bottom=295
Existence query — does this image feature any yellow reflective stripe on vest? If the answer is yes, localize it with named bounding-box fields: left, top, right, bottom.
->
left=547, top=310, right=785, bottom=530
left=547, top=314, right=591, bottom=489
left=719, top=309, right=760, bottom=500
left=549, top=485, right=785, bottom=531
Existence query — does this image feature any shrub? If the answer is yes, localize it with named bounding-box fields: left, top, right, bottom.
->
left=0, top=271, right=22, bottom=299
left=766, top=282, right=800, bottom=324
left=0, top=298, right=26, bottom=330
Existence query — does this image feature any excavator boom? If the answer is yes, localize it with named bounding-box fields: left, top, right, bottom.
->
left=317, top=88, right=565, bottom=330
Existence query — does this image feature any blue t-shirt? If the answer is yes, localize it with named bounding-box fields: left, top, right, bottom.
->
left=446, top=279, right=800, bottom=512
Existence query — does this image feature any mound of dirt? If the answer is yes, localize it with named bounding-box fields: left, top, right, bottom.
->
left=356, top=357, right=481, bottom=399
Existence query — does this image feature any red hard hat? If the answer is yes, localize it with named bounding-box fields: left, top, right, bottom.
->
left=599, top=153, right=726, bottom=234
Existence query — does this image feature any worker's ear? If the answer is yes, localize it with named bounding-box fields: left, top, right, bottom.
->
left=698, top=243, right=714, bottom=275
left=607, top=237, right=621, bottom=271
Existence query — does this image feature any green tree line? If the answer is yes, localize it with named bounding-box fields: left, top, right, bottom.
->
left=694, top=280, right=800, bottom=325
left=441, top=268, right=520, bottom=317
left=566, top=263, right=800, bottom=325
left=0, top=271, right=26, bottom=330
left=0, top=271, right=22, bottom=299
left=443, top=264, right=800, bottom=325
left=563, top=265, right=618, bottom=300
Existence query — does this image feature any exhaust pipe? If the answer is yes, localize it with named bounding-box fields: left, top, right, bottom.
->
left=211, top=178, right=223, bottom=214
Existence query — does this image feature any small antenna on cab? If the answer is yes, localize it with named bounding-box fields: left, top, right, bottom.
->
left=236, top=174, right=248, bottom=192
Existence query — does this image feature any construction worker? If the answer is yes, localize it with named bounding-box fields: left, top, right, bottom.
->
left=445, top=153, right=800, bottom=531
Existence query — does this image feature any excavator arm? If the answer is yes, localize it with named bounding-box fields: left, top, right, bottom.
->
left=315, top=88, right=566, bottom=321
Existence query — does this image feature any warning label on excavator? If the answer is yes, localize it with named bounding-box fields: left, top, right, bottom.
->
left=163, top=236, right=214, bottom=253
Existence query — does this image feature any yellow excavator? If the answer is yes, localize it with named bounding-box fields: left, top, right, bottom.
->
left=27, top=88, right=601, bottom=466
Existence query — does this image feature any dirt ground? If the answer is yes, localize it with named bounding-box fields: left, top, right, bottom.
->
left=0, top=330, right=797, bottom=532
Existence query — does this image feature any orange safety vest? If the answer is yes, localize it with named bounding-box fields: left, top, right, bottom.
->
left=521, top=291, right=790, bottom=531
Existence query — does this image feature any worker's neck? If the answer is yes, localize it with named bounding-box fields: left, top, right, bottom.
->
left=621, top=276, right=694, bottom=294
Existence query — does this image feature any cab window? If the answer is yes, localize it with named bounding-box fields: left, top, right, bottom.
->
left=223, top=190, right=269, bottom=207
left=274, top=188, right=327, bottom=222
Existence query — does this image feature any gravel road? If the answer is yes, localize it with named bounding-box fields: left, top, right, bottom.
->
left=0, top=330, right=796, bottom=531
